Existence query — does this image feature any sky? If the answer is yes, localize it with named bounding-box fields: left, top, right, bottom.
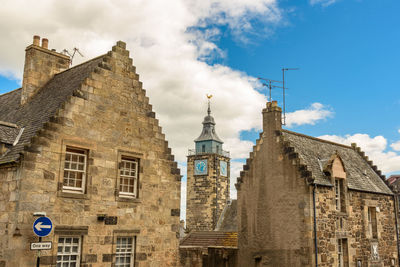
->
left=0, top=0, right=399, bottom=221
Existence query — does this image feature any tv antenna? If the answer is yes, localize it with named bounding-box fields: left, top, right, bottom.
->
left=62, top=48, right=84, bottom=65
left=282, top=67, right=299, bottom=125
left=257, top=77, right=284, bottom=102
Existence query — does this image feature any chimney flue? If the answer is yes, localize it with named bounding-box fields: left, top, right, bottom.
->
left=33, top=35, right=40, bottom=46
left=41, top=38, right=48, bottom=49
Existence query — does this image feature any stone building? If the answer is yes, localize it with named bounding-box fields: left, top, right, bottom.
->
left=180, top=101, right=237, bottom=267
left=236, top=101, right=398, bottom=267
left=387, top=175, right=400, bottom=253
left=185, top=101, right=230, bottom=232
left=0, top=36, right=181, bottom=266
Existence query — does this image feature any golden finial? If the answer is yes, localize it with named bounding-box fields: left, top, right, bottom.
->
left=206, top=94, right=213, bottom=99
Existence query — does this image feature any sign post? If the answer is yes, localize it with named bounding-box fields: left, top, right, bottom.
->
left=32, top=216, right=53, bottom=267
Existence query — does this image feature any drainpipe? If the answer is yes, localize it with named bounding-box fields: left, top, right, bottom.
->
left=393, top=194, right=400, bottom=266
left=313, top=183, right=318, bottom=267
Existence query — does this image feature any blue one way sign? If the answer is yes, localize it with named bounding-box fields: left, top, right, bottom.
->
left=33, top=217, right=53, bottom=237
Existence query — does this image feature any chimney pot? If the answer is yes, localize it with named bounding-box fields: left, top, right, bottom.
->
left=41, top=38, right=48, bottom=49
left=33, top=35, right=40, bottom=46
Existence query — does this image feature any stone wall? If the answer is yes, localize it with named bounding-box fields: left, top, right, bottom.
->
left=236, top=127, right=313, bottom=267
left=186, top=154, right=230, bottom=231
left=315, top=186, right=398, bottom=266
left=237, top=102, right=398, bottom=267
left=0, top=42, right=181, bottom=266
left=180, top=247, right=237, bottom=267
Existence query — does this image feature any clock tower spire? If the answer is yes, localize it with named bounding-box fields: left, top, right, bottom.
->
left=186, top=96, right=231, bottom=231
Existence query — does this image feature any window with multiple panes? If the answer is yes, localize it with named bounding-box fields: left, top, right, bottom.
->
left=63, top=147, right=87, bottom=193
left=57, top=236, right=81, bottom=267
left=338, top=238, right=343, bottom=267
left=337, top=239, right=348, bottom=267
left=335, top=179, right=346, bottom=212
left=368, top=207, right=378, bottom=239
left=116, top=237, right=135, bottom=267
left=119, top=157, right=138, bottom=197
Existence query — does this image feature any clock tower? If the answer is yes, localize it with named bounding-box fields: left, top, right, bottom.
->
left=186, top=97, right=230, bottom=231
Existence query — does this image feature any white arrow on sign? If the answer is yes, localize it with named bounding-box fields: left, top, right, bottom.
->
left=34, top=222, right=52, bottom=231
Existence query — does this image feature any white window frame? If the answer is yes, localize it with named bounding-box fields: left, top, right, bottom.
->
left=62, top=147, right=87, bottom=193
left=335, top=179, right=341, bottom=211
left=115, top=236, right=135, bottom=267
left=119, top=158, right=138, bottom=198
left=338, top=239, right=343, bottom=267
left=56, top=236, right=81, bottom=267
left=368, top=207, right=378, bottom=239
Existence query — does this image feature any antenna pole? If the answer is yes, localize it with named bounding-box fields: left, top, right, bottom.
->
left=282, top=68, right=299, bottom=125
left=282, top=69, right=285, bottom=124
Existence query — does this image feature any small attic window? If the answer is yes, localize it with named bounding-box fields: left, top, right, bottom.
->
left=0, top=143, right=8, bottom=155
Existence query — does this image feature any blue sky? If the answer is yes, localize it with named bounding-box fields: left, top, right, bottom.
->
left=0, top=0, right=399, bottom=220
left=223, top=0, right=400, bottom=142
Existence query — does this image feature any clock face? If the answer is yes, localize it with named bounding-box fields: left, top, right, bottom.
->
left=194, top=159, right=208, bottom=175
left=220, top=161, right=227, bottom=177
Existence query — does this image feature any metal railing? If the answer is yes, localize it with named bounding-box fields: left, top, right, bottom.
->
left=188, top=149, right=230, bottom=158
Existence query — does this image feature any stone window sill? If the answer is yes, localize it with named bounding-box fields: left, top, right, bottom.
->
left=336, top=211, right=347, bottom=217
left=116, top=196, right=141, bottom=203
left=58, top=191, right=89, bottom=199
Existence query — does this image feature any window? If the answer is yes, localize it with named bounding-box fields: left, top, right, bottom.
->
left=63, top=147, right=87, bottom=193
left=338, top=239, right=343, bottom=267
left=119, top=157, right=138, bottom=198
left=202, top=145, right=206, bottom=153
left=116, top=237, right=135, bottom=267
left=368, top=207, right=378, bottom=239
left=335, top=179, right=346, bottom=212
left=57, top=236, right=81, bottom=267
left=337, top=239, right=348, bottom=267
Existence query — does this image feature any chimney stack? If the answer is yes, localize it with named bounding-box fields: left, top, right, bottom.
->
left=262, top=100, right=282, bottom=133
left=33, top=35, right=40, bottom=46
left=41, top=38, right=48, bottom=49
left=21, top=36, right=70, bottom=105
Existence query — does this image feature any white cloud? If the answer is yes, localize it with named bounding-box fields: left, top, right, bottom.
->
left=0, top=0, right=280, bottom=163
left=309, top=0, right=338, bottom=7
left=230, top=160, right=246, bottom=199
left=319, top=133, right=400, bottom=174
left=0, top=0, right=342, bottom=217
left=391, top=141, right=400, bottom=151
left=180, top=178, right=187, bottom=221
left=285, top=103, right=333, bottom=128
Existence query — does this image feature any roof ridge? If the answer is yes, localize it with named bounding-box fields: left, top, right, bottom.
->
left=0, top=120, right=18, bottom=128
left=281, top=129, right=353, bottom=149
left=53, top=54, right=106, bottom=77
left=0, top=88, right=21, bottom=97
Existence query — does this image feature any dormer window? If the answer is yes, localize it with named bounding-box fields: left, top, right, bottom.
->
left=327, top=154, right=347, bottom=213
left=335, top=179, right=346, bottom=213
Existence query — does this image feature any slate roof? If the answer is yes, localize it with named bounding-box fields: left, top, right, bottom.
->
left=0, top=55, right=104, bottom=164
left=180, top=231, right=237, bottom=248
left=281, top=130, right=392, bottom=195
left=215, top=200, right=237, bottom=232
left=195, top=105, right=223, bottom=143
